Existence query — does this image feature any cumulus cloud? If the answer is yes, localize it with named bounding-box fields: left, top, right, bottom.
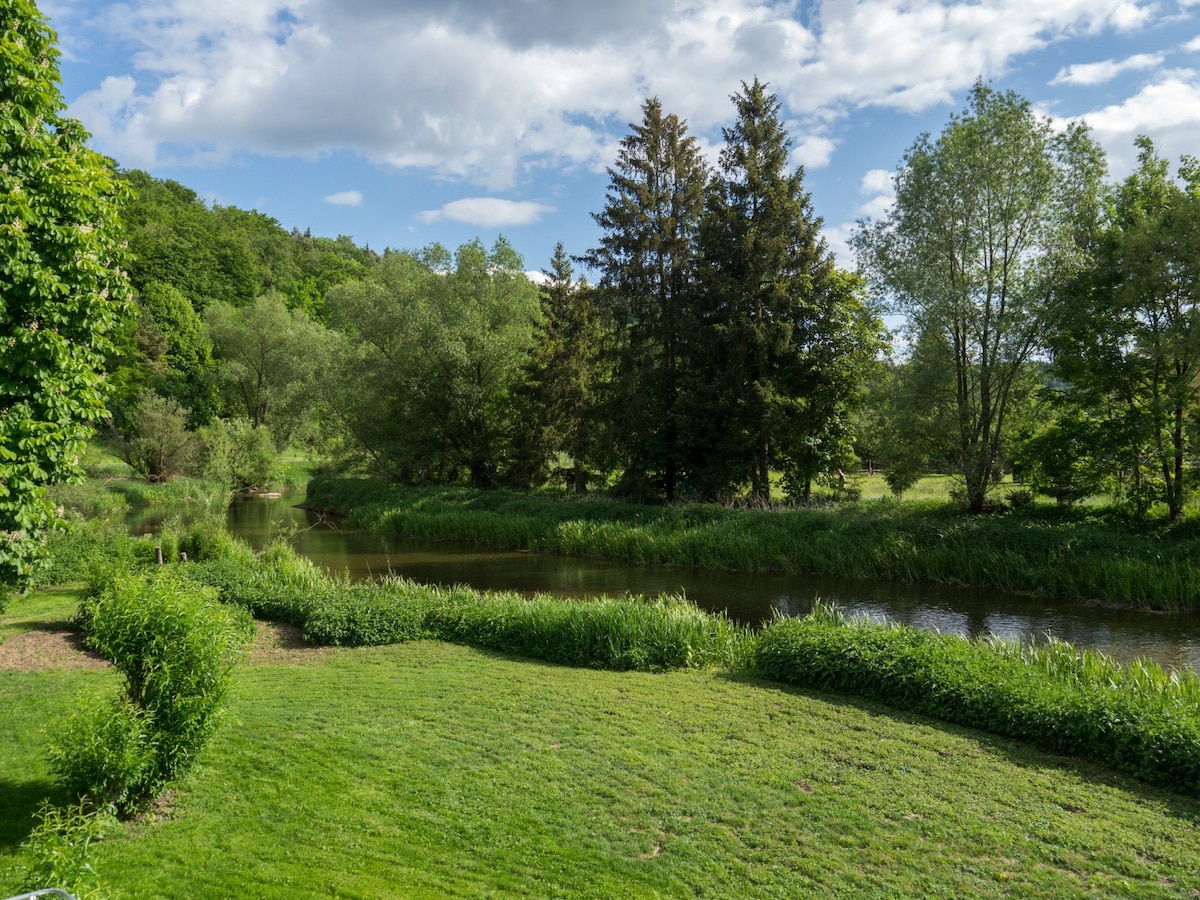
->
left=325, top=190, right=363, bottom=206
left=417, top=198, right=555, bottom=227
left=1077, top=75, right=1200, bottom=176
left=1051, top=52, right=1163, bottom=86
left=65, top=0, right=1168, bottom=185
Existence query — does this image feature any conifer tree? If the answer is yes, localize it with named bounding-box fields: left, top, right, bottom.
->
left=581, top=98, right=707, bottom=501
left=695, top=79, right=881, bottom=502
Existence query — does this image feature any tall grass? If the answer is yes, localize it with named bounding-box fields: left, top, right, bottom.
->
left=307, top=477, right=1200, bottom=609
left=754, top=604, right=1200, bottom=795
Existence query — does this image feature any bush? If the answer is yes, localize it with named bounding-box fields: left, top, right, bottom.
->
left=46, top=696, right=156, bottom=810
left=6, top=802, right=115, bottom=900
left=754, top=605, right=1200, bottom=795
left=71, top=568, right=252, bottom=801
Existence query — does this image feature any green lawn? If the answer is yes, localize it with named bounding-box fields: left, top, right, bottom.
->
left=2, top=592, right=1198, bottom=898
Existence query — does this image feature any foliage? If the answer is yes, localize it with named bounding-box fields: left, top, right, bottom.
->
left=63, top=567, right=251, bottom=807
left=6, top=801, right=113, bottom=900
left=755, top=604, right=1200, bottom=794
left=46, top=695, right=156, bottom=810
left=512, top=244, right=612, bottom=492
left=326, top=239, right=541, bottom=486
left=205, top=291, right=326, bottom=432
left=109, top=388, right=197, bottom=482
left=197, top=416, right=280, bottom=491
left=0, top=0, right=134, bottom=593
left=855, top=80, right=1105, bottom=512
left=1049, top=137, right=1200, bottom=521
left=693, top=79, right=885, bottom=503
left=581, top=97, right=708, bottom=501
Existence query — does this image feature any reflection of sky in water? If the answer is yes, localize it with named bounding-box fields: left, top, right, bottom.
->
left=218, top=495, right=1200, bottom=673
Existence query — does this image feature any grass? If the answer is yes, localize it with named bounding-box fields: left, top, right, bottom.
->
left=4, top=589, right=1200, bottom=897
left=1, top=635, right=1197, bottom=895
left=307, top=477, right=1200, bottom=609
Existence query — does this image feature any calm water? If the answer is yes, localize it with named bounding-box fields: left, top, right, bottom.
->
left=212, top=493, right=1200, bottom=672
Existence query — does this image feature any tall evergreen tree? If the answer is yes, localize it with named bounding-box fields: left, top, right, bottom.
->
left=695, top=79, right=882, bottom=502
left=580, top=98, right=707, bottom=501
left=515, top=244, right=610, bottom=492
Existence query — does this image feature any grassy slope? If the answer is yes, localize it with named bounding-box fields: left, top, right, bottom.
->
left=3, top=595, right=1199, bottom=899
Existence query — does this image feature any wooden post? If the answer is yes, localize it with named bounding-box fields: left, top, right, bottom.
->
left=155, top=546, right=163, bottom=565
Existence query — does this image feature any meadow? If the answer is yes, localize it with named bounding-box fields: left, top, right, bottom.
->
left=2, top=589, right=1199, bottom=899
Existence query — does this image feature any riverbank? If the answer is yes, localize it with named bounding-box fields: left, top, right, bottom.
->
left=3, top=588, right=1198, bottom=899
left=307, top=478, right=1200, bottom=610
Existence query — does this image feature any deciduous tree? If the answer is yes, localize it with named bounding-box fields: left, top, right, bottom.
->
left=0, top=0, right=133, bottom=591
left=855, top=81, right=1103, bottom=512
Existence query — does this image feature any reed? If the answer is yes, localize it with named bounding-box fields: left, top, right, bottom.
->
left=754, top=604, right=1200, bottom=795
left=307, top=477, right=1200, bottom=609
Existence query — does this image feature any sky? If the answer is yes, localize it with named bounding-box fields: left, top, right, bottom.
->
left=38, top=0, right=1200, bottom=277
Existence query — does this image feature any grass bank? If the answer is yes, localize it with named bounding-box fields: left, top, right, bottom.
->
left=2, top=591, right=1199, bottom=898
left=307, top=477, right=1200, bottom=610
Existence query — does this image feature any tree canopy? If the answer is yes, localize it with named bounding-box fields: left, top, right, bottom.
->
left=0, top=0, right=133, bottom=591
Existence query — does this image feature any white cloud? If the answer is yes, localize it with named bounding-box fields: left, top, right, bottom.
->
left=1078, top=75, right=1200, bottom=176
left=64, top=0, right=1169, bottom=185
left=324, top=190, right=362, bottom=207
left=857, top=168, right=896, bottom=221
left=793, top=134, right=837, bottom=170
left=1051, top=52, right=1163, bottom=86
left=417, top=198, right=555, bottom=227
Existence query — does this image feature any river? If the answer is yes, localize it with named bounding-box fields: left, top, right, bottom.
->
left=186, top=492, right=1200, bottom=672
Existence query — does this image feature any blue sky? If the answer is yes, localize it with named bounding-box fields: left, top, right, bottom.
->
left=41, top=0, right=1200, bottom=277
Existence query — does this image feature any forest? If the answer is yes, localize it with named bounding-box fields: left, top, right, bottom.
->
left=8, top=8, right=1200, bottom=592
left=98, top=80, right=1200, bottom=523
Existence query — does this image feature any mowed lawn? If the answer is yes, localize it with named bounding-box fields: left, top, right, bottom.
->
left=2, top=594, right=1199, bottom=898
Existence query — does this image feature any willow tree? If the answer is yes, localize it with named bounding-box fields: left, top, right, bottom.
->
left=0, top=0, right=133, bottom=593
left=581, top=97, right=707, bottom=501
left=855, top=81, right=1104, bottom=512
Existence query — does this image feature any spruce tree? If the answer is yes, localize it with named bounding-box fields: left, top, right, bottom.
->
left=580, top=98, right=707, bottom=501
left=695, top=79, right=880, bottom=502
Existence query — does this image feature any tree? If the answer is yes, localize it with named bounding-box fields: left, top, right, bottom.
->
left=1049, top=137, right=1200, bottom=519
left=205, top=292, right=324, bottom=433
left=695, top=79, right=884, bottom=502
left=581, top=97, right=707, bottom=501
left=327, top=239, right=542, bottom=486
left=0, top=0, right=133, bottom=591
left=514, top=244, right=611, bottom=492
left=855, top=81, right=1104, bottom=512
left=110, top=390, right=197, bottom=483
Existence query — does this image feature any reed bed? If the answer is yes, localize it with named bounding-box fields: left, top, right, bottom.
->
left=754, top=604, right=1200, bottom=795
left=308, top=477, right=1200, bottom=608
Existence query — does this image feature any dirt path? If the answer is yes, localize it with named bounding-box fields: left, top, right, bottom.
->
left=0, top=620, right=336, bottom=672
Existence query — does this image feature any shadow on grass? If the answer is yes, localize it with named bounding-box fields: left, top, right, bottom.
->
left=0, top=779, right=63, bottom=850
left=717, top=670, right=1200, bottom=823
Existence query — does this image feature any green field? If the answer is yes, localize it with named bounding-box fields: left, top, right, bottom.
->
left=2, top=590, right=1198, bottom=899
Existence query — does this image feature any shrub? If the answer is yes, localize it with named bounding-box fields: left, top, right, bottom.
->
left=73, top=569, right=252, bottom=798
left=46, top=696, right=156, bottom=810
left=754, top=605, right=1200, bottom=795
left=6, top=802, right=115, bottom=900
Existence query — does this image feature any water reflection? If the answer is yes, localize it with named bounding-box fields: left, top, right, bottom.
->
left=218, top=493, right=1200, bottom=672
